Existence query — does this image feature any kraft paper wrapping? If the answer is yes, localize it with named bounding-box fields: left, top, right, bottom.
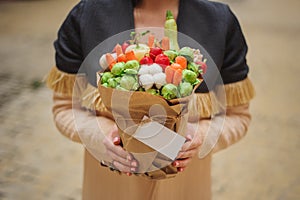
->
left=98, top=80, right=199, bottom=180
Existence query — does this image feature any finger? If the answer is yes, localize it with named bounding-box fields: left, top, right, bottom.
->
left=172, top=157, right=192, bottom=168
left=113, top=160, right=137, bottom=173
left=181, top=140, right=192, bottom=151
left=103, top=138, right=137, bottom=166
left=113, top=136, right=121, bottom=145
left=177, top=167, right=185, bottom=172
left=126, top=172, right=132, bottom=176
left=107, top=149, right=138, bottom=169
left=186, top=134, right=193, bottom=141
left=112, top=145, right=133, bottom=161
left=103, top=137, right=132, bottom=161
left=177, top=149, right=197, bottom=159
left=110, top=124, right=119, bottom=139
left=106, top=150, right=132, bottom=168
left=181, top=136, right=202, bottom=151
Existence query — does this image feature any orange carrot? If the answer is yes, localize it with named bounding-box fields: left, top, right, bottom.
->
left=148, top=34, right=155, bottom=48
left=170, top=63, right=182, bottom=71
left=106, top=53, right=116, bottom=70
left=165, top=66, right=175, bottom=83
left=175, top=56, right=187, bottom=69
left=161, top=37, right=170, bottom=50
left=115, top=44, right=123, bottom=57
left=117, top=54, right=127, bottom=62
left=125, top=50, right=138, bottom=61
left=173, top=70, right=182, bottom=86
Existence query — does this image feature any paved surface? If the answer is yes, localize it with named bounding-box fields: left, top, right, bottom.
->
left=0, top=0, right=299, bottom=199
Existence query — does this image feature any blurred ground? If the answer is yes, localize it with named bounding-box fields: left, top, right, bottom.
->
left=0, top=0, right=299, bottom=199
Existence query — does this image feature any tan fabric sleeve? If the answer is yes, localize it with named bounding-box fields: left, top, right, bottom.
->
left=212, top=103, right=251, bottom=153
left=52, top=92, right=117, bottom=161
left=52, top=92, right=117, bottom=143
left=46, top=66, right=117, bottom=161
left=193, top=77, right=255, bottom=158
left=52, top=92, right=82, bottom=143
left=46, top=66, right=114, bottom=139
left=193, top=103, right=251, bottom=158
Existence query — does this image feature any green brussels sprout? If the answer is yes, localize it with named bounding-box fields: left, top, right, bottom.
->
left=124, top=68, right=138, bottom=75
left=161, top=84, right=179, bottom=100
left=183, top=69, right=197, bottom=84
left=163, top=50, right=178, bottom=61
left=114, top=77, right=121, bottom=84
left=101, top=72, right=114, bottom=84
left=124, top=60, right=140, bottom=70
left=138, top=87, right=145, bottom=91
left=146, top=89, right=159, bottom=96
left=187, top=62, right=200, bottom=76
left=107, top=78, right=118, bottom=88
left=102, top=83, right=108, bottom=88
left=179, top=82, right=193, bottom=97
left=179, top=47, right=194, bottom=62
left=116, top=85, right=128, bottom=91
left=111, top=62, right=125, bottom=76
left=120, top=75, right=139, bottom=91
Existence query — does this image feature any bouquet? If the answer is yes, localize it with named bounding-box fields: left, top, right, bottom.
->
left=97, top=11, right=207, bottom=179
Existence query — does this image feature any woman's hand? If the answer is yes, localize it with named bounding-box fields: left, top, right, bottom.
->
left=102, top=124, right=138, bottom=175
left=173, top=123, right=203, bottom=172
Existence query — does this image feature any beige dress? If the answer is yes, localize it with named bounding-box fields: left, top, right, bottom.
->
left=82, top=149, right=212, bottom=200
left=47, top=66, right=255, bottom=200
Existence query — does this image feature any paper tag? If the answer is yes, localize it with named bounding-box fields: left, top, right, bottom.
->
left=133, top=121, right=186, bottom=160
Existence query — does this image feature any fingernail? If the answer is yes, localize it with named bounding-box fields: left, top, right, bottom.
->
left=179, top=168, right=184, bottom=172
left=173, top=161, right=179, bottom=167
left=187, top=135, right=192, bottom=141
left=126, top=172, right=132, bottom=176
left=131, top=161, right=137, bottom=167
left=113, top=137, right=119, bottom=144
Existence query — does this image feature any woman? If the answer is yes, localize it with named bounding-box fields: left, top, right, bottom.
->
left=47, top=0, right=255, bottom=199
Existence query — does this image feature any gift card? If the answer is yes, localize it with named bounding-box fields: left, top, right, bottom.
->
left=133, top=121, right=186, bottom=160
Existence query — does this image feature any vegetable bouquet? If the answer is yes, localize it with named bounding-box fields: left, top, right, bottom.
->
left=98, top=11, right=206, bottom=100
left=97, top=11, right=207, bottom=179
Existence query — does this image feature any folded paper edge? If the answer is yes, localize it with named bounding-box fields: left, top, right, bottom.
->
left=84, top=84, right=220, bottom=119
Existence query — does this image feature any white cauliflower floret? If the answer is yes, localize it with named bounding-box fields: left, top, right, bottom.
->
left=153, top=73, right=166, bottom=89
left=139, top=74, right=154, bottom=90
left=138, top=65, right=150, bottom=75
left=138, top=64, right=166, bottom=90
left=149, top=63, right=162, bottom=75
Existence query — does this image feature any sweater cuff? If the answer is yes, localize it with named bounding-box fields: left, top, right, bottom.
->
left=45, top=66, right=87, bottom=97
left=224, top=77, right=255, bottom=107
